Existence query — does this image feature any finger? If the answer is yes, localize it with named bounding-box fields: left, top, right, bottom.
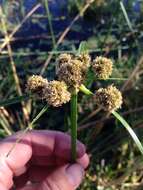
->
left=0, top=130, right=86, bottom=189
left=77, top=153, right=89, bottom=169
left=38, top=164, right=85, bottom=190
left=14, top=172, right=29, bottom=189
left=24, top=165, right=54, bottom=182
left=0, top=183, right=7, bottom=190
left=16, top=164, right=85, bottom=190
left=14, top=153, right=89, bottom=189
left=29, top=153, right=89, bottom=181
left=0, top=156, right=13, bottom=189
left=0, top=132, right=31, bottom=189
left=31, top=130, right=85, bottom=163
left=0, top=130, right=85, bottom=169
left=16, top=184, right=37, bottom=190
left=0, top=131, right=32, bottom=172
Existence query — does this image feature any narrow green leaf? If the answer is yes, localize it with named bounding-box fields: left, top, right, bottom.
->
left=112, top=111, right=143, bottom=155
left=99, top=78, right=128, bottom=81
left=0, top=95, right=30, bottom=107
left=77, top=41, right=88, bottom=55
left=30, top=105, right=48, bottom=127
left=120, top=1, right=134, bottom=33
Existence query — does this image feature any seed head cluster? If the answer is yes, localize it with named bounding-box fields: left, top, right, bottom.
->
left=27, top=75, right=48, bottom=93
left=77, top=53, right=91, bottom=69
left=94, top=85, right=123, bottom=112
left=56, top=53, right=91, bottom=89
left=57, top=53, right=72, bottom=66
left=43, top=81, right=71, bottom=107
left=92, top=56, right=113, bottom=79
left=26, top=75, right=71, bottom=107
left=26, top=54, right=122, bottom=111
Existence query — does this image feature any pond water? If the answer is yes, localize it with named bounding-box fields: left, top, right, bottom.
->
left=0, top=0, right=142, bottom=52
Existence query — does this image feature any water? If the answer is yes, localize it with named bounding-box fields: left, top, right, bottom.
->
left=0, top=0, right=142, bottom=51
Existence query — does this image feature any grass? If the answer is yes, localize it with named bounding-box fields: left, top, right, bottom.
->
left=0, top=0, right=143, bottom=189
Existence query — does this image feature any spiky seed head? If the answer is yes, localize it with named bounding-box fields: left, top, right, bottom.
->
left=26, top=75, right=48, bottom=95
left=95, top=85, right=123, bottom=112
left=57, top=58, right=86, bottom=89
left=77, top=53, right=91, bottom=69
left=56, top=53, right=72, bottom=75
left=43, top=81, right=71, bottom=107
left=57, top=53, right=72, bottom=66
left=58, top=53, right=72, bottom=62
left=92, top=56, right=113, bottom=79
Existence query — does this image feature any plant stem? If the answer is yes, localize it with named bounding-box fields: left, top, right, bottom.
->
left=71, top=90, right=78, bottom=162
left=79, top=84, right=143, bottom=156
left=120, top=1, right=134, bottom=33
left=44, top=0, right=56, bottom=49
left=29, top=105, right=48, bottom=129
left=79, top=84, right=93, bottom=95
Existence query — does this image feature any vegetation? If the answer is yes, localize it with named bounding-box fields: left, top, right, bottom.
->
left=0, top=0, right=143, bottom=189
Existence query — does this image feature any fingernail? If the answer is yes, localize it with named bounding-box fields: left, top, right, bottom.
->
left=66, top=164, right=84, bottom=188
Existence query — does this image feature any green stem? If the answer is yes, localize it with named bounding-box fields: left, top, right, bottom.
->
left=120, top=1, right=134, bottom=33
left=29, top=105, right=48, bottom=129
left=71, top=90, right=78, bottom=162
left=44, top=0, right=56, bottom=49
left=79, top=84, right=93, bottom=95
left=79, top=84, right=143, bottom=155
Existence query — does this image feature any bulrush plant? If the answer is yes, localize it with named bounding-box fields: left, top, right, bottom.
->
left=26, top=46, right=143, bottom=162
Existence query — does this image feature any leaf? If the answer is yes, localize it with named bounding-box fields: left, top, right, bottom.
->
left=0, top=95, right=30, bottom=107
left=112, top=111, right=143, bottom=155
left=77, top=41, right=88, bottom=55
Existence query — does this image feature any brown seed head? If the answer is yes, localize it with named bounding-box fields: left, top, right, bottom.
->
left=58, top=53, right=72, bottom=62
left=56, top=53, right=91, bottom=89
left=77, top=53, right=91, bottom=69
left=57, top=53, right=72, bottom=66
left=26, top=75, right=48, bottom=95
left=92, top=56, right=113, bottom=79
left=95, top=85, right=123, bottom=112
left=57, top=58, right=86, bottom=89
left=43, top=80, right=71, bottom=107
left=56, top=53, right=72, bottom=75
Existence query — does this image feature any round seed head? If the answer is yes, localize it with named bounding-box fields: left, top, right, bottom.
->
left=92, top=56, right=113, bottom=79
left=58, top=53, right=72, bottom=62
left=56, top=53, right=72, bottom=75
left=43, top=80, right=71, bottom=107
left=77, top=53, right=91, bottom=69
left=26, top=75, right=48, bottom=95
left=57, top=59, right=86, bottom=89
left=95, top=85, right=123, bottom=112
left=57, top=53, right=72, bottom=66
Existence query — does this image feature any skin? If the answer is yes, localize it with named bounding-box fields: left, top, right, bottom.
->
left=0, top=130, right=89, bottom=190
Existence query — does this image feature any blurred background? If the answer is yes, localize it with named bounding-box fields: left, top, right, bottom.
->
left=0, top=0, right=143, bottom=189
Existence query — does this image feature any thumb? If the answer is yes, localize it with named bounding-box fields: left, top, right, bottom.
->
left=39, top=164, right=85, bottom=190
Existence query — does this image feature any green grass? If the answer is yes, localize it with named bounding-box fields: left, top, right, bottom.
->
left=0, top=0, right=143, bottom=189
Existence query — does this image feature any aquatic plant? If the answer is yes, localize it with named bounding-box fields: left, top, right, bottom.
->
left=26, top=43, right=143, bottom=161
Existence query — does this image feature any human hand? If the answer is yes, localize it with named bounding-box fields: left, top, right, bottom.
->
left=0, top=130, right=89, bottom=190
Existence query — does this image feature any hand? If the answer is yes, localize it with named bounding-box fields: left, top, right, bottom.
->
left=0, top=130, right=89, bottom=190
